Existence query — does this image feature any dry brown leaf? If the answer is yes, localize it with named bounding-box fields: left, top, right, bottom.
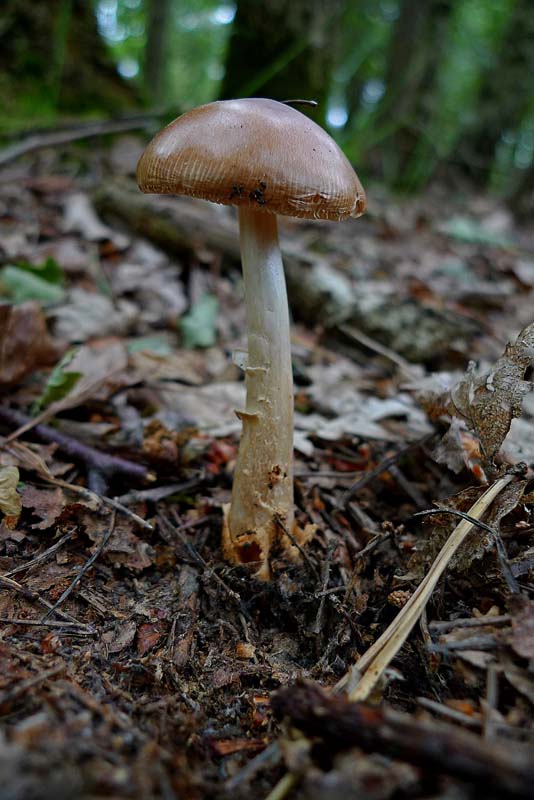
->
left=450, top=324, right=534, bottom=460
left=137, top=622, right=166, bottom=656
left=412, top=324, right=534, bottom=466
left=21, top=485, right=66, bottom=530
left=0, top=302, right=63, bottom=386
left=102, top=619, right=137, bottom=654
left=0, top=466, right=22, bottom=520
left=408, top=479, right=525, bottom=579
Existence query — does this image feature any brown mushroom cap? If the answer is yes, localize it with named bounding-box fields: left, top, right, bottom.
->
left=137, top=98, right=366, bottom=221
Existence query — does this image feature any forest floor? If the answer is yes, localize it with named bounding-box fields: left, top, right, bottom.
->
left=0, top=132, right=533, bottom=799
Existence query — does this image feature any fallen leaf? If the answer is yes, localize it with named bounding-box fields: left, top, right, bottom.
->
left=50, top=288, right=137, bottom=342
left=0, top=466, right=22, bottom=520
left=21, top=485, right=66, bottom=530
left=448, top=324, right=534, bottom=460
left=63, top=192, right=129, bottom=248
left=0, top=302, right=63, bottom=386
left=33, top=348, right=81, bottom=411
left=102, top=619, right=137, bottom=653
left=137, top=622, right=166, bottom=656
left=180, top=294, right=219, bottom=349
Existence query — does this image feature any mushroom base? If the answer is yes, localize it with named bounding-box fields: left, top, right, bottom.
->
left=224, top=208, right=295, bottom=579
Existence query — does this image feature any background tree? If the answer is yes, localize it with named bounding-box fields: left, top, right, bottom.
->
left=220, top=0, right=343, bottom=126
left=365, top=0, right=455, bottom=188
left=0, top=0, right=138, bottom=124
left=144, top=0, right=172, bottom=106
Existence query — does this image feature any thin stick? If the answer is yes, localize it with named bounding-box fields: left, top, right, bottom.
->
left=0, top=574, right=93, bottom=630
left=41, top=510, right=117, bottom=621
left=337, top=474, right=513, bottom=701
left=225, top=742, right=281, bottom=791
left=338, top=322, right=417, bottom=376
left=415, top=507, right=521, bottom=594
left=264, top=772, right=299, bottom=800
left=0, top=664, right=64, bottom=706
left=429, top=614, right=511, bottom=632
left=342, top=433, right=435, bottom=507
left=160, top=512, right=246, bottom=611
left=0, top=113, right=164, bottom=167
left=1, top=529, right=75, bottom=577
left=0, top=618, right=95, bottom=635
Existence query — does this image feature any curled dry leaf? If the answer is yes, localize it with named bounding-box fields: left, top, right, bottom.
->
left=449, top=323, right=534, bottom=459
left=414, top=323, right=534, bottom=465
left=0, top=302, right=63, bottom=386
left=0, top=466, right=22, bottom=521
left=408, top=479, right=525, bottom=580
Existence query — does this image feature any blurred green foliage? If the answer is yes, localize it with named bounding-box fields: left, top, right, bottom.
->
left=2, top=0, right=533, bottom=202
left=95, top=0, right=234, bottom=108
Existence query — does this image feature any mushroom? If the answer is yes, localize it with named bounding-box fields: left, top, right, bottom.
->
left=137, top=98, right=366, bottom=579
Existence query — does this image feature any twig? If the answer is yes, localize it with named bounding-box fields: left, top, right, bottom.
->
left=225, top=742, right=281, bottom=791
left=415, top=507, right=521, bottom=594
left=429, top=614, right=511, bottom=633
left=388, top=463, right=427, bottom=508
left=313, top=557, right=332, bottom=635
left=427, top=635, right=499, bottom=652
left=1, top=529, right=75, bottom=577
left=264, top=772, right=299, bottom=800
left=484, top=664, right=499, bottom=740
left=41, top=510, right=117, bottom=621
left=418, top=695, right=533, bottom=740
left=0, top=618, right=95, bottom=635
left=336, top=474, right=513, bottom=701
left=273, top=681, right=534, bottom=799
left=0, top=664, right=65, bottom=706
left=417, top=696, right=481, bottom=729
left=0, top=113, right=163, bottom=168
left=99, top=494, right=154, bottom=530
left=338, top=322, right=418, bottom=376
left=0, top=405, right=150, bottom=485
left=275, top=514, right=320, bottom=581
left=159, top=512, right=247, bottom=612
left=0, top=574, right=94, bottom=631
left=342, top=433, right=435, bottom=507
left=114, top=476, right=204, bottom=505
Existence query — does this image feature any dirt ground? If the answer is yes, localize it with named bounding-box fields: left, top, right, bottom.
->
left=0, top=133, right=533, bottom=799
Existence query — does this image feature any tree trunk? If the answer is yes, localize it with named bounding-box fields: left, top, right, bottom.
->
left=369, top=0, right=454, bottom=187
left=144, top=0, right=172, bottom=105
left=220, top=0, right=343, bottom=127
left=458, top=0, right=534, bottom=184
left=0, top=0, right=139, bottom=118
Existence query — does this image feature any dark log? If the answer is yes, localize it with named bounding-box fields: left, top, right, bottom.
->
left=272, top=680, right=534, bottom=798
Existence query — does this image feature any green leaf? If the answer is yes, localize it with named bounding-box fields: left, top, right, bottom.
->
left=440, top=217, right=513, bottom=247
left=127, top=336, right=173, bottom=356
left=33, top=348, right=82, bottom=412
left=0, top=265, right=66, bottom=305
left=180, top=294, right=219, bottom=349
left=15, top=257, right=64, bottom=285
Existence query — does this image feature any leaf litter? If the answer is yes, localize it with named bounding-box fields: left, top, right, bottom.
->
left=0, top=137, right=533, bottom=799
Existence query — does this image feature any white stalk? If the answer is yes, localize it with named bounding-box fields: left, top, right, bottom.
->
left=223, top=206, right=294, bottom=578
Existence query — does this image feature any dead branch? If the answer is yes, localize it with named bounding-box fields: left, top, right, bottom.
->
left=0, top=405, right=151, bottom=487
left=0, top=112, right=165, bottom=168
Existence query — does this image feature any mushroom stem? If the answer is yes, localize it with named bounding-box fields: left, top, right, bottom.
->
left=224, top=206, right=294, bottom=578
